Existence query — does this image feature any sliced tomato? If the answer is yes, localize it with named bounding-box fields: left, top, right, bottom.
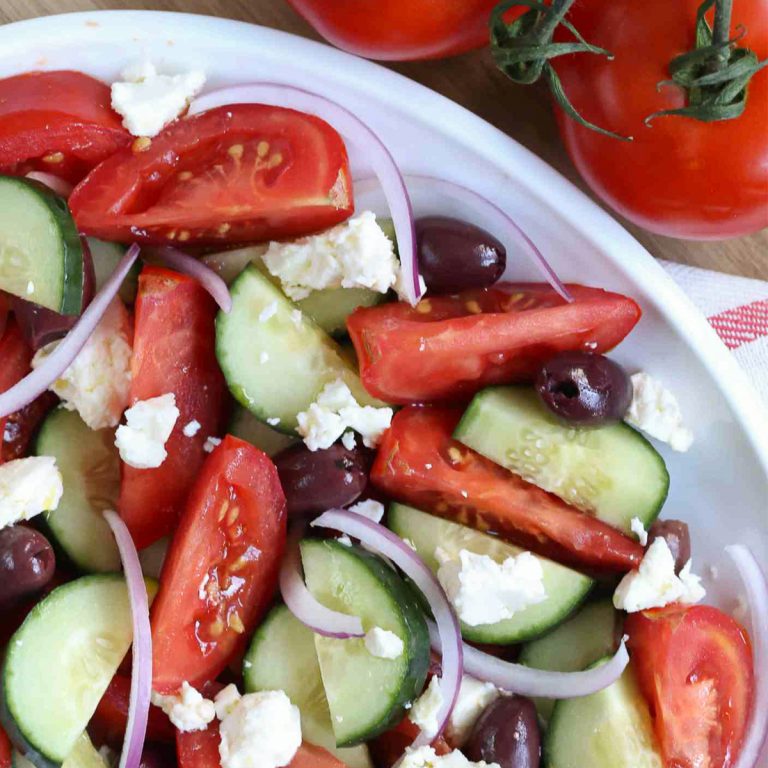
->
left=0, top=725, right=10, bottom=768
left=119, top=266, right=228, bottom=549
left=151, top=436, right=286, bottom=692
left=70, top=104, right=353, bottom=246
left=369, top=717, right=451, bottom=767
left=89, top=674, right=175, bottom=749
left=347, top=284, right=641, bottom=404
left=372, top=406, right=642, bottom=572
left=626, top=605, right=754, bottom=768
left=0, top=71, right=129, bottom=184
left=0, top=319, right=35, bottom=463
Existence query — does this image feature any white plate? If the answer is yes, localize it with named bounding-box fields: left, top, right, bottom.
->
left=2, top=1, right=766, bottom=726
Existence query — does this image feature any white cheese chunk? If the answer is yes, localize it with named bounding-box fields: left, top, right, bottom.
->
left=625, top=372, right=693, bottom=452
left=364, top=627, right=404, bottom=660
left=613, top=537, right=706, bottom=613
left=446, top=676, right=499, bottom=747
left=341, top=430, right=356, bottom=450
left=348, top=499, right=385, bottom=524
left=630, top=516, right=649, bottom=547
left=115, top=393, right=179, bottom=469
left=399, top=746, right=500, bottom=768
left=151, top=682, right=215, bottom=732
left=183, top=419, right=201, bottom=438
left=0, top=456, right=63, bottom=529
left=111, top=60, right=205, bottom=137
left=32, top=299, right=132, bottom=430
left=203, top=436, right=222, bottom=453
left=436, top=549, right=547, bottom=627
left=214, top=684, right=243, bottom=721
left=409, top=676, right=444, bottom=739
left=218, top=690, right=301, bottom=768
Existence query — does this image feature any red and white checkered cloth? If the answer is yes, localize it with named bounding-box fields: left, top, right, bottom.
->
left=662, top=260, right=768, bottom=403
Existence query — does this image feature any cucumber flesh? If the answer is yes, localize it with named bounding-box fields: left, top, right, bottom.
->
left=228, top=406, right=297, bottom=457
left=295, top=286, right=384, bottom=337
left=88, top=239, right=138, bottom=305
left=216, top=266, right=385, bottom=434
left=243, top=605, right=372, bottom=768
left=201, top=245, right=266, bottom=285
left=454, top=387, right=669, bottom=534
left=13, top=734, right=107, bottom=768
left=1, top=575, right=157, bottom=764
left=300, top=539, right=429, bottom=746
left=518, top=599, right=620, bottom=725
left=35, top=408, right=121, bottom=573
left=0, top=176, right=83, bottom=314
left=544, top=660, right=663, bottom=768
left=388, top=503, right=593, bottom=645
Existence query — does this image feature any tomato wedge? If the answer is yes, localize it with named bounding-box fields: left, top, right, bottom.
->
left=626, top=605, right=754, bottom=768
left=0, top=725, right=10, bottom=768
left=372, top=406, right=642, bottom=571
left=70, top=104, right=353, bottom=246
left=152, top=436, right=287, bottom=692
left=0, top=71, right=129, bottom=184
left=369, top=717, right=451, bottom=767
left=119, top=266, right=228, bottom=549
left=347, top=284, right=641, bottom=404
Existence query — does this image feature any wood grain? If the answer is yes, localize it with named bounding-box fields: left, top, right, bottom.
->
left=1, top=0, right=765, bottom=280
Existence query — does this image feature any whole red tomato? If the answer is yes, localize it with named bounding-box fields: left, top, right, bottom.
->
left=553, top=0, right=768, bottom=239
left=287, top=0, right=499, bottom=60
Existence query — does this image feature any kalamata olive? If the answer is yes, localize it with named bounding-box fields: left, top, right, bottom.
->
left=536, top=351, right=632, bottom=426
left=0, top=526, right=56, bottom=607
left=648, top=519, right=691, bottom=573
left=465, top=696, right=541, bottom=768
left=274, top=443, right=369, bottom=517
left=416, top=216, right=506, bottom=294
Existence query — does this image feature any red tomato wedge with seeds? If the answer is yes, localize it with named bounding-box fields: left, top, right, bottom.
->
left=119, top=266, right=228, bottom=549
left=70, top=104, right=353, bottom=246
left=371, top=406, right=643, bottom=572
left=347, top=284, right=641, bottom=404
left=152, top=436, right=287, bottom=692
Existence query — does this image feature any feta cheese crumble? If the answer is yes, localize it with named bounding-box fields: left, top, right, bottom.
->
left=625, top=372, right=693, bottom=452
left=296, top=378, right=393, bottom=451
left=446, top=676, right=499, bottom=747
left=32, top=299, right=132, bottom=430
left=436, top=548, right=547, bottom=627
left=631, top=516, right=649, bottom=547
left=115, top=393, right=179, bottom=469
left=111, top=60, right=206, bottom=137
left=218, top=690, right=301, bottom=768
left=0, top=456, right=63, bottom=529
left=266, top=417, right=281, bottom=427
left=341, top=430, right=356, bottom=450
left=214, top=684, right=242, bottom=720
left=613, top=537, right=706, bottom=613
left=203, top=436, right=222, bottom=453
left=183, top=419, right=201, bottom=438
left=262, top=211, right=399, bottom=301
left=400, top=746, right=499, bottom=768
left=409, top=676, right=444, bottom=738
left=364, top=627, right=404, bottom=660
left=348, top=499, right=385, bottom=524
left=151, top=682, right=215, bottom=732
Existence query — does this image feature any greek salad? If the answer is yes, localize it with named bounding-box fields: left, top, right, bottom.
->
left=0, top=61, right=764, bottom=768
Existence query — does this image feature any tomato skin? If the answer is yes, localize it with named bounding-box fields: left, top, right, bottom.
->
left=555, top=0, right=768, bottom=239
left=372, top=406, right=642, bottom=572
left=0, top=71, right=129, bottom=184
left=369, top=718, right=451, bottom=767
left=347, top=284, right=641, bottom=404
left=70, top=105, right=353, bottom=246
left=119, top=267, right=228, bottom=549
left=151, top=436, right=287, bottom=692
left=288, top=0, right=497, bottom=60
left=626, top=605, right=754, bottom=768
left=0, top=725, right=10, bottom=768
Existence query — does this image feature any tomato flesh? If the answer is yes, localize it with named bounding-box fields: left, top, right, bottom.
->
left=70, top=104, right=353, bottom=246
left=151, top=436, right=286, bottom=692
left=626, top=605, right=754, bottom=768
left=369, top=717, right=451, bottom=766
left=0, top=71, right=129, bottom=183
left=119, top=266, right=228, bottom=549
left=372, top=406, right=642, bottom=571
left=347, top=284, right=641, bottom=404
left=0, top=725, right=10, bottom=768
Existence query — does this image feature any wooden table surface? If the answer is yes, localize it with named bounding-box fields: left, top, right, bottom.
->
left=1, top=0, right=766, bottom=280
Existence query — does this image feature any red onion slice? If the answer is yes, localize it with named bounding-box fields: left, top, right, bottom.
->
left=312, top=509, right=462, bottom=746
left=103, top=510, right=152, bottom=768
left=187, top=84, right=423, bottom=305
left=427, top=620, right=628, bottom=699
left=0, top=243, right=140, bottom=418
left=154, top=246, right=232, bottom=313
left=726, top=545, right=768, bottom=768
left=24, top=171, right=73, bottom=198
left=279, top=527, right=365, bottom=639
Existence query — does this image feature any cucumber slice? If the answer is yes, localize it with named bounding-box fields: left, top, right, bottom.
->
left=295, top=287, right=385, bottom=337
left=544, top=661, right=663, bottom=768
left=519, top=599, right=620, bottom=725
left=228, top=406, right=297, bottom=457
left=88, top=239, right=138, bottom=305
left=0, top=176, right=83, bottom=314
left=388, top=503, right=593, bottom=645
left=454, top=387, right=669, bottom=533
left=201, top=245, right=266, bottom=285
left=300, top=539, right=429, bottom=746
left=35, top=408, right=121, bottom=573
left=13, top=734, right=107, bottom=768
left=1, top=575, right=158, bottom=765
left=243, top=605, right=372, bottom=768
left=216, top=266, right=385, bottom=434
